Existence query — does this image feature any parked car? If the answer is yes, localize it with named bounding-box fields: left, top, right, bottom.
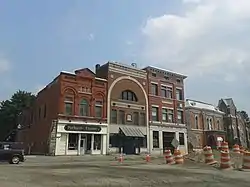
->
left=0, top=142, right=25, bottom=164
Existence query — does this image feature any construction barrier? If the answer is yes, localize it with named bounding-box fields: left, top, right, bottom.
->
left=145, top=154, right=151, bottom=162
left=221, top=142, right=229, bottom=152
left=118, top=154, right=124, bottom=163
left=220, top=151, right=231, bottom=169
left=203, top=146, right=217, bottom=165
left=242, top=151, right=250, bottom=169
left=240, top=146, right=245, bottom=154
left=233, top=144, right=240, bottom=154
left=165, top=150, right=175, bottom=165
left=174, top=149, right=184, bottom=164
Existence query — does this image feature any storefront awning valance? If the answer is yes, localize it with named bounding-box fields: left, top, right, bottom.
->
left=119, top=126, right=145, bottom=138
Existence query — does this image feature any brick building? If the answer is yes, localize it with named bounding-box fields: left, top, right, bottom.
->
left=17, top=68, right=108, bottom=155
left=96, top=62, right=149, bottom=154
left=218, top=98, right=248, bottom=147
left=143, top=66, right=188, bottom=155
left=185, top=99, right=225, bottom=150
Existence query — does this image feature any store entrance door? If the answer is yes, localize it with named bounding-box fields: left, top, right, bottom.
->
left=80, top=134, right=86, bottom=155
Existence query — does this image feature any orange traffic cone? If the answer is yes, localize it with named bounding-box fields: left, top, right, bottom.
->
left=203, top=146, right=217, bottom=165
left=174, top=149, right=184, bottom=164
left=220, top=151, right=231, bottom=169
left=165, top=150, right=175, bottom=165
left=221, top=142, right=229, bottom=152
left=118, top=154, right=124, bottom=163
left=145, top=154, right=151, bottom=163
left=232, top=144, right=240, bottom=154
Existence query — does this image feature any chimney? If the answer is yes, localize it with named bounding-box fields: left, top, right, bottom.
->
left=95, top=64, right=101, bottom=74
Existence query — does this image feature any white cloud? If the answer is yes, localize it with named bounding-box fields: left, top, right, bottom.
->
left=0, top=55, right=11, bottom=73
left=139, top=0, right=250, bottom=112
left=88, top=33, right=95, bottom=41
left=141, top=0, right=250, bottom=81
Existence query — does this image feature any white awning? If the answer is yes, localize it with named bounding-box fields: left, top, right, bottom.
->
left=119, top=126, right=145, bottom=138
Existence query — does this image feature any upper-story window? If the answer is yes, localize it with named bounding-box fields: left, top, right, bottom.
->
left=176, top=89, right=183, bottom=100
left=195, top=115, right=199, bottom=129
left=121, top=90, right=138, bottom=102
left=209, top=118, right=212, bottom=130
left=161, top=86, right=167, bottom=97
left=151, top=83, right=158, bottom=95
left=95, top=101, right=103, bottom=118
left=177, top=110, right=184, bottom=124
left=152, top=107, right=159, bottom=121
left=217, top=119, right=220, bottom=130
left=65, top=96, right=74, bottom=115
left=79, top=99, right=89, bottom=116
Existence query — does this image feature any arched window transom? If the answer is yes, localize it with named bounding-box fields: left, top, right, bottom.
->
left=121, top=90, right=138, bottom=102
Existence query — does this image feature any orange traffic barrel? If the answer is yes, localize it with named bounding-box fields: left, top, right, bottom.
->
left=221, top=141, right=229, bottom=152
left=203, top=146, right=217, bottom=165
left=174, top=149, right=184, bottom=164
left=220, top=151, right=231, bottom=169
left=242, top=151, right=250, bottom=169
left=233, top=144, right=240, bottom=154
left=240, top=146, right=245, bottom=154
left=165, top=150, right=175, bottom=165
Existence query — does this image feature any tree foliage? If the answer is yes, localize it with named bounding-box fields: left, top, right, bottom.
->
left=0, top=90, right=35, bottom=141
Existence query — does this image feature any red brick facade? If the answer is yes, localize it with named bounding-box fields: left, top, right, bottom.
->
left=17, top=68, right=107, bottom=154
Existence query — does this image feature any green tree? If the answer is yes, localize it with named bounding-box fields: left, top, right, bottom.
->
left=0, top=90, right=35, bottom=141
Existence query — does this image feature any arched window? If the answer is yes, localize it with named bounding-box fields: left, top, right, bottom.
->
left=209, top=118, right=212, bottom=130
left=121, top=90, right=138, bottom=102
left=79, top=99, right=88, bottom=116
left=195, top=115, right=199, bottom=129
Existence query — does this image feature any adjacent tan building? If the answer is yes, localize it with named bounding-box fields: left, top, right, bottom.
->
left=185, top=99, right=226, bottom=150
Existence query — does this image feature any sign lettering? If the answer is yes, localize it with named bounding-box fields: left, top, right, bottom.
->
left=64, top=124, right=101, bottom=132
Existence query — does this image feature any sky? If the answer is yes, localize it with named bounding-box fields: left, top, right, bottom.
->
left=0, top=0, right=250, bottom=113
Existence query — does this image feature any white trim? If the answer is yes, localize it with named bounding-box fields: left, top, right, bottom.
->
left=107, top=76, right=149, bottom=153
left=109, top=66, right=147, bottom=79
left=151, top=82, right=158, bottom=85
left=95, top=77, right=107, bottom=82
left=57, top=119, right=108, bottom=126
left=162, top=106, right=174, bottom=109
left=152, top=105, right=159, bottom=108
left=176, top=87, right=183, bottom=90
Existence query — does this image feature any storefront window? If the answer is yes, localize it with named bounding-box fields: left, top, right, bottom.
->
left=179, top=133, right=185, bottom=145
left=140, top=135, right=147, bottom=148
left=153, top=131, right=159, bottom=148
left=94, top=134, right=101, bottom=150
left=68, top=133, right=78, bottom=150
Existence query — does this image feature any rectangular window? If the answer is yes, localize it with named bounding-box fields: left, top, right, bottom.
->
left=94, top=134, right=101, bottom=150
left=140, top=113, right=146, bottom=126
left=167, top=87, right=173, bottom=99
left=151, top=83, right=158, bottom=95
left=177, top=110, right=184, bottom=124
left=176, top=89, right=183, bottom=100
left=179, top=133, right=185, bottom=145
left=153, top=131, right=159, bottom=148
left=65, top=97, right=73, bottom=115
left=111, top=109, right=117, bottom=124
left=119, top=110, right=125, bottom=124
left=133, top=112, right=139, bottom=125
left=95, top=101, right=102, bottom=118
left=140, top=135, right=147, bottom=148
left=152, top=107, right=159, bottom=121
left=161, top=86, right=167, bottom=97
left=68, top=133, right=78, bottom=150
left=168, top=109, right=174, bottom=123
left=162, top=108, right=168, bottom=122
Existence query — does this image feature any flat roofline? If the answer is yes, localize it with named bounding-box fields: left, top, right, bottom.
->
left=143, top=65, right=187, bottom=78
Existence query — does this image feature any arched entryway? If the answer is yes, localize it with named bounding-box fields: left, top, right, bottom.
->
left=207, top=135, right=217, bottom=148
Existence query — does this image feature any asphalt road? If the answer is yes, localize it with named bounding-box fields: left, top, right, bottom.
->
left=0, top=155, right=249, bottom=187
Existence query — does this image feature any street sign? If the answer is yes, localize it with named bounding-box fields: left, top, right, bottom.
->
left=171, top=138, right=179, bottom=148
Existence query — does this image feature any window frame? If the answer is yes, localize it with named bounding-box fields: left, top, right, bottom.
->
left=121, top=90, right=138, bottom=102
left=95, top=101, right=103, bottom=118
left=64, top=96, right=74, bottom=115
left=152, top=107, right=159, bottom=121
left=153, top=131, right=159, bottom=148
left=162, top=108, right=168, bottom=122
left=79, top=99, right=89, bottom=116
left=151, top=83, right=158, bottom=95
left=179, top=133, right=185, bottom=145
